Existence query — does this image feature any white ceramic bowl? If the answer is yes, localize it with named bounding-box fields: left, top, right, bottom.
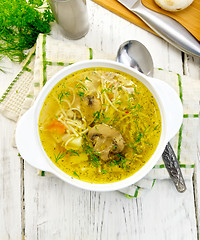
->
left=15, top=60, right=183, bottom=191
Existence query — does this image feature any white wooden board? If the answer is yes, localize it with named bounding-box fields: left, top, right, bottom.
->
left=0, top=1, right=199, bottom=239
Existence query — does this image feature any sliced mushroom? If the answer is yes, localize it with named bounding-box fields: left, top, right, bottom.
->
left=84, top=76, right=101, bottom=93
left=88, top=124, right=124, bottom=161
left=80, top=95, right=101, bottom=124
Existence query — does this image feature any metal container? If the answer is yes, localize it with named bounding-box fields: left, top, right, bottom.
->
left=49, top=0, right=89, bottom=39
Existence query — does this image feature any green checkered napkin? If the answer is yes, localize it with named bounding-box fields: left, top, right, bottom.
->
left=0, top=34, right=199, bottom=197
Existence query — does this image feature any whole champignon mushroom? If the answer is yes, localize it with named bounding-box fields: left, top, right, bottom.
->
left=88, top=124, right=125, bottom=161
left=154, top=0, right=194, bottom=12
left=80, top=95, right=101, bottom=124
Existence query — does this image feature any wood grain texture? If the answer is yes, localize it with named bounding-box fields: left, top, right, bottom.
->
left=0, top=1, right=199, bottom=239
left=91, top=0, right=200, bottom=41
left=0, top=60, right=23, bottom=240
left=0, top=116, right=22, bottom=240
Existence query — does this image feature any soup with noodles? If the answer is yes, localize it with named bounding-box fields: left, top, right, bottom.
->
left=39, top=67, right=161, bottom=183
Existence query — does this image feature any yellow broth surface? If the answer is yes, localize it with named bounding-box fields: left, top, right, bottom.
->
left=39, top=67, right=161, bottom=183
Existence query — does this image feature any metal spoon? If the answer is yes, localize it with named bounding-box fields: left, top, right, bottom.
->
left=117, top=40, right=186, bottom=193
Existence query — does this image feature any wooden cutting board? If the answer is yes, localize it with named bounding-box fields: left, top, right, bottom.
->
left=91, top=0, right=200, bottom=41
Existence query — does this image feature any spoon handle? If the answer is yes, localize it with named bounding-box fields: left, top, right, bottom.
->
left=130, top=1, right=200, bottom=57
left=162, top=142, right=186, bottom=193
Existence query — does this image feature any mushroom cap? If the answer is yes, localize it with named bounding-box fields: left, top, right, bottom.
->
left=154, top=0, right=194, bottom=12
left=88, top=124, right=125, bottom=161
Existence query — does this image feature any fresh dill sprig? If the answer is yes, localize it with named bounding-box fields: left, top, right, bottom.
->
left=0, top=0, right=54, bottom=62
left=54, top=149, right=79, bottom=162
left=54, top=151, right=66, bottom=163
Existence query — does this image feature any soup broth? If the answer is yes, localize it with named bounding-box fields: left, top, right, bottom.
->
left=39, top=67, right=161, bottom=183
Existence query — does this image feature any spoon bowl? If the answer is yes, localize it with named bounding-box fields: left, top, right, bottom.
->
left=117, top=40, right=154, bottom=77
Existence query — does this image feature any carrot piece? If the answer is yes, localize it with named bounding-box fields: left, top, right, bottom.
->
left=47, top=120, right=66, bottom=134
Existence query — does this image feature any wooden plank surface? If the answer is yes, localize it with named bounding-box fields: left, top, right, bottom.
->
left=0, top=61, right=23, bottom=240
left=91, top=0, right=200, bottom=41
left=0, top=1, right=200, bottom=239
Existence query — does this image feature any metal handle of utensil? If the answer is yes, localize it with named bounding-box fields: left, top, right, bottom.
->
left=131, top=1, right=200, bottom=57
left=162, top=142, right=186, bottom=192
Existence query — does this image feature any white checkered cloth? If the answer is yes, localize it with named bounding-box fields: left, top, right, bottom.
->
left=0, top=34, right=199, bottom=197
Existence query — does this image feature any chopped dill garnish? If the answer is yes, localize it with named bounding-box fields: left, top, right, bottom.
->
left=101, top=169, right=108, bottom=175
left=101, top=87, right=113, bottom=94
left=93, top=110, right=101, bottom=122
left=85, top=76, right=92, bottom=82
left=93, top=111, right=110, bottom=123
left=75, top=82, right=87, bottom=91
left=67, top=149, right=79, bottom=156
left=64, top=91, right=71, bottom=98
left=75, top=82, right=87, bottom=99
left=127, top=122, right=154, bottom=154
left=127, top=142, right=137, bottom=152
left=54, top=149, right=79, bottom=162
left=129, top=93, right=134, bottom=99
left=114, top=99, right=122, bottom=105
left=110, top=154, right=130, bottom=171
left=153, top=124, right=160, bottom=131
left=54, top=151, right=66, bottom=163
left=101, top=112, right=110, bottom=123
left=58, top=90, right=71, bottom=103
left=77, top=90, right=85, bottom=99
left=82, top=138, right=100, bottom=168
left=128, top=103, right=142, bottom=111
left=73, top=171, right=80, bottom=178
left=58, top=92, right=63, bottom=103
left=135, top=132, right=143, bottom=143
left=133, top=122, right=149, bottom=143
left=134, top=87, right=140, bottom=94
left=127, top=104, right=143, bottom=117
left=144, top=126, right=151, bottom=134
